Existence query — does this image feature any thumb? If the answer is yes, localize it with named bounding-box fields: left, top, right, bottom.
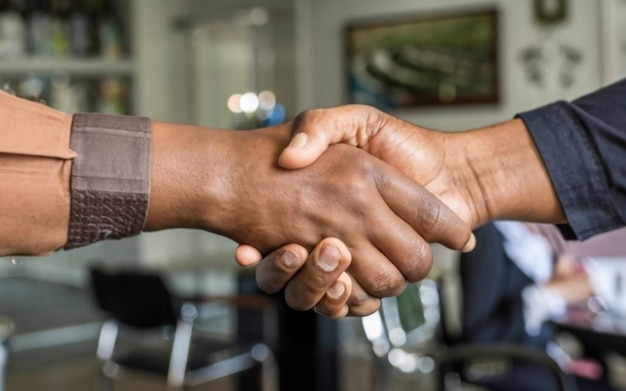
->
left=278, top=130, right=334, bottom=169
left=278, top=105, right=389, bottom=169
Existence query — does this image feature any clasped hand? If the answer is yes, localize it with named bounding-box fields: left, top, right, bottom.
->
left=231, top=105, right=479, bottom=317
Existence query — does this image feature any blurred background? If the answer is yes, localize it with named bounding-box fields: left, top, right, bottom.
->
left=0, top=0, right=625, bottom=390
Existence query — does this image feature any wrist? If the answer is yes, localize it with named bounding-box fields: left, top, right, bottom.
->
left=145, top=122, right=239, bottom=232
left=451, top=119, right=564, bottom=225
left=145, top=122, right=293, bottom=243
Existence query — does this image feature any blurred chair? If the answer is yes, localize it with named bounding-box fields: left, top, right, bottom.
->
left=436, top=239, right=578, bottom=391
left=437, top=343, right=577, bottom=391
left=90, top=267, right=277, bottom=391
left=361, top=278, right=578, bottom=391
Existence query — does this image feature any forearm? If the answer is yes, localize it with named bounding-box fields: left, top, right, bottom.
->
left=448, top=118, right=565, bottom=226
left=519, top=79, right=626, bottom=239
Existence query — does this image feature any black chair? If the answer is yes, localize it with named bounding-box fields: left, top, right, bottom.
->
left=434, top=239, right=579, bottom=391
left=437, top=343, right=578, bottom=391
left=90, top=267, right=278, bottom=391
left=361, top=276, right=578, bottom=391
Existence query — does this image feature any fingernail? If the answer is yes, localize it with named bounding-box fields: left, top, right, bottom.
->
left=327, top=282, right=345, bottom=299
left=282, top=250, right=298, bottom=268
left=288, top=132, right=308, bottom=148
left=462, top=233, right=476, bottom=252
left=318, top=245, right=340, bottom=272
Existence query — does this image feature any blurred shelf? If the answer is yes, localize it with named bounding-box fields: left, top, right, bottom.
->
left=0, top=58, right=136, bottom=77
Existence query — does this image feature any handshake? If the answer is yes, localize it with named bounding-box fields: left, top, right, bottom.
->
left=6, top=79, right=622, bottom=318
left=148, top=104, right=562, bottom=319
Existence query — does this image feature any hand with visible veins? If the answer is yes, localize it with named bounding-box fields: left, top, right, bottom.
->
left=235, top=104, right=563, bottom=317
left=146, top=120, right=474, bottom=316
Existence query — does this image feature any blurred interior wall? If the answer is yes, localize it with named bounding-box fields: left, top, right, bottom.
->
left=294, top=0, right=607, bottom=131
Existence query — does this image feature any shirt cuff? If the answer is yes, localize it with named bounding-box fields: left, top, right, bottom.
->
left=518, top=101, right=623, bottom=240
left=64, top=113, right=152, bottom=250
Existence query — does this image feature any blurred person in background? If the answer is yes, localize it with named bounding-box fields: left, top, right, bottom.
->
left=458, top=222, right=625, bottom=391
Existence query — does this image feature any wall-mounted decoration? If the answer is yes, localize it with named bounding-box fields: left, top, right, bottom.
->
left=534, top=0, right=568, bottom=24
left=343, top=9, right=499, bottom=110
left=519, top=35, right=582, bottom=90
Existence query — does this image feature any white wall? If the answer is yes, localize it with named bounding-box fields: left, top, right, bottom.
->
left=295, top=0, right=604, bottom=131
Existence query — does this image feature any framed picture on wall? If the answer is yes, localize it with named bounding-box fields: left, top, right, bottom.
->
left=344, top=8, right=499, bottom=110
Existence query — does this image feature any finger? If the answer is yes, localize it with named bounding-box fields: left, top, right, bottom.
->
left=284, top=238, right=352, bottom=311
left=364, top=213, right=434, bottom=284
left=234, top=244, right=264, bottom=267
left=313, top=272, right=352, bottom=319
left=338, top=237, right=408, bottom=298
left=279, top=105, right=383, bottom=170
left=375, top=162, right=475, bottom=252
left=255, top=244, right=308, bottom=294
left=278, top=123, right=341, bottom=170
left=345, top=276, right=381, bottom=317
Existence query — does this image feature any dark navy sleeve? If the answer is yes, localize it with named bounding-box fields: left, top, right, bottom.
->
left=517, top=78, right=626, bottom=240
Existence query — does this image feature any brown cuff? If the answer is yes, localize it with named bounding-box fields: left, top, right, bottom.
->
left=64, top=113, right=152, bottom=250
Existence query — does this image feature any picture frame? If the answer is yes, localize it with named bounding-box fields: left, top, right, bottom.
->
left=343, top=8, right=499, bottom=110
left=534, top=0, right=568, bottom=23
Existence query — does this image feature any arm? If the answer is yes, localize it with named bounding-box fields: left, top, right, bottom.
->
left=281, top=80, right=626, bottom=234
left=1, top=93, right=474, bottom=316
left=519, top=78, right=626, bottom=239
left=0, top=91, right=74, bottom=255
left=145, top=121, right=473, bottom=315
left=245, top=80, right=626, bottom=317
left=279, top=110, right=563, bottom=229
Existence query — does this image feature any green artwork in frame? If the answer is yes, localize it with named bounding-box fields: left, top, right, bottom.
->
left=344, top=8, right=499, bottom=110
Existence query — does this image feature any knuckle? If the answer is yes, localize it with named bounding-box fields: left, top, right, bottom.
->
left=307, top=271, right=333, bottom=292
left=366, top=267, right=405, bottom=298
left=348, top=299, right=381, bottom=317
left=294, top=108, right=323, bottom=129
left=348, top=288, right=372, bottom=308
left=344, top=176, right=374, bottom=205
left=404, top=242, right=433, bottom=282
left=419, top=200, right=444, bottom=236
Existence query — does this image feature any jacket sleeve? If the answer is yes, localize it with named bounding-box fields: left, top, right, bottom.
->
left=0, top=91, right=75, bottom=256
left=0, top=91, right=151, bottom=256
left=518, top=78, right=626, bottom=240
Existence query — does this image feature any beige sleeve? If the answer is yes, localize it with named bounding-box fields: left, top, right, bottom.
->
left=0, top=91, right=75, bottom=256
left=0, top=91, right=152, bottom=256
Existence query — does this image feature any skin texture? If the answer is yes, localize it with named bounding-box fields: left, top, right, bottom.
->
left=235, top=104, right=564, bottom=317
left=144, top=120, right=474, bottom=315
